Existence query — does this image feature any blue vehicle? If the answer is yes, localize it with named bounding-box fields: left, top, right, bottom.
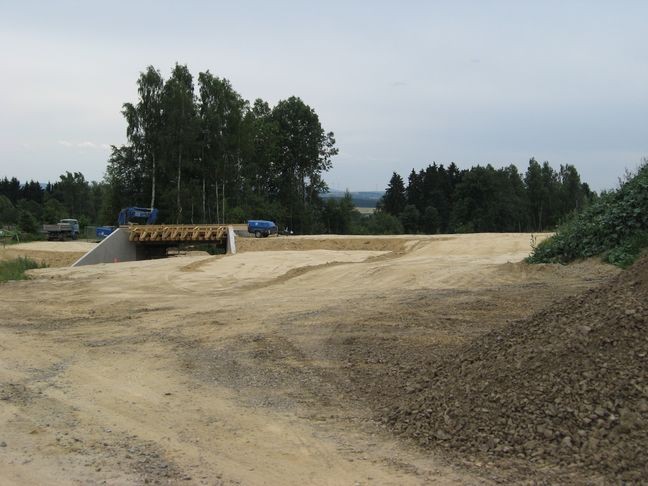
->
left=118, top=207, right=159, bottom=226
left=96, top=207, right=159, bottom=239
left=247, top=220, right=278, bottom=238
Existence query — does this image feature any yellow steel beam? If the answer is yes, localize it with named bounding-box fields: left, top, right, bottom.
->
left=128, top=224, right=229, bottom=242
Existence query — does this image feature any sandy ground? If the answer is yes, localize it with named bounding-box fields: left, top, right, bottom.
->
left=0, top=241, right=97, bottom=267
left=0, top=233, right=617, bottom=484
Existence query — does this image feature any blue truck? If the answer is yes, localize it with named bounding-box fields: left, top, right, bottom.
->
left=247, top=220, right=278, bottom=238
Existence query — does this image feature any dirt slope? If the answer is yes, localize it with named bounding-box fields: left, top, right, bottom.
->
left=386, top=255, right=647, bottom=482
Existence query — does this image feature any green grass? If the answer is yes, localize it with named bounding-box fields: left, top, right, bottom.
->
left=0, top=257, right=45, bottom=283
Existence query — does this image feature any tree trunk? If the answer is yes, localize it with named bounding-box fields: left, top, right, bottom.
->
left=176, top=147, right=182, bottom=224
left=215, top=178, right=219, bottom=224
left=150, top=153, right=156, bottom=210
left=222, top=181, right=225, bottom=224
left=202, top=176, right=206, bottom=223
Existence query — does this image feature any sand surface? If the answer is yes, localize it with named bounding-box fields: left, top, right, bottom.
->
left=1, top=241, right=97, bottom=267
left=0, top=233, right=616, bottom=484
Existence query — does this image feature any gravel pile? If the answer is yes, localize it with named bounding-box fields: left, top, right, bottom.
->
left=385, top=256, right=648, bottom=481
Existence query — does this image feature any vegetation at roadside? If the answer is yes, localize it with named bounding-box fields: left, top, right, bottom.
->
left=527, top=161, right=648, bottom=267
left=0, top=257, right=45, bottom=283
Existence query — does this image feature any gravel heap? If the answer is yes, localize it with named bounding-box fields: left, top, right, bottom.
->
left=386, top=256, right=648, bottom=481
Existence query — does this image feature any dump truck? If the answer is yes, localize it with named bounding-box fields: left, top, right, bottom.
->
left=43, top=219, right=80, bottom=241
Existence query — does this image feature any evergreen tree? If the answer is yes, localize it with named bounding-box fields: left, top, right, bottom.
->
left=381, top=172, right=406, bottom=216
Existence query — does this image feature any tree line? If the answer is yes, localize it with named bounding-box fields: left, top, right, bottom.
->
left=378, top=159, right=595, bottom=233
left=0, top=173, right=103, bottom=234
left=0, top=158, right=596, bottom=237
left=1, top=63, right=598, bottom=237
left=104, top=64, right=337, bottom=233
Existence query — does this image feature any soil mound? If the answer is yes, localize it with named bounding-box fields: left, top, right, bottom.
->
left=236, top=236, right=409, bottom=253
left=386, top=256, right=648, bottom=481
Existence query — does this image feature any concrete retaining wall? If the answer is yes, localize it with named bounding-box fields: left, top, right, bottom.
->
left=227, top=226, right=237, bottom=255
left=72, top=228, right=137, bottom=266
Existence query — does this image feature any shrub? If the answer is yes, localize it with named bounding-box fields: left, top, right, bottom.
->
left=0, top=257, right=45, bottom=283
left=527, top=162, right=648, bottom=267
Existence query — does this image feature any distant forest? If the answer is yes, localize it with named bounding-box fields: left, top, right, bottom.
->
left=379, top=159, right=594, bottom=234
left=0, top=64, right=596, bottom=236
left=0, top=157, right=594, bottom=237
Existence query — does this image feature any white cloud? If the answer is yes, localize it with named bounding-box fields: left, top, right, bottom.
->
left=57, top=140, right=110, bottom=150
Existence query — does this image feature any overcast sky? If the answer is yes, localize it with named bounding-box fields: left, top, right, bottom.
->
left=1, top=0, right=646, bottom=192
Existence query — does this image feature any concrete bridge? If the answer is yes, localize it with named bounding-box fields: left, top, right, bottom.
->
left=72, top=225, right=236, bottom=267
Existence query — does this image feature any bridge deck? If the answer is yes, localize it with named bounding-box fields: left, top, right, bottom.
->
left=128, top=225, right=229, bottom=243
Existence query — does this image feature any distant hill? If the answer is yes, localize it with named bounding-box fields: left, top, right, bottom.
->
left=321, top=190, right=384, bottom=208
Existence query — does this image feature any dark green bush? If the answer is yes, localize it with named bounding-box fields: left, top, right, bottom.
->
left=527, top=162, right=648, bottom=267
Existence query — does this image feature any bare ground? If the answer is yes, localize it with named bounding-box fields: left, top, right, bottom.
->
left=0, top=234, right=618, bottom=484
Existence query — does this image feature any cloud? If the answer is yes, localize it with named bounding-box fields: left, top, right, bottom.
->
left=390, top=81, right=407, bottom=88
left=57, top=140, right=110, bottom=149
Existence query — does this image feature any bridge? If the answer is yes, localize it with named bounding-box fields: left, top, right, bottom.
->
left=129, top=224, right=229, bottom=243
left=72, top=225, right=235, bottom=267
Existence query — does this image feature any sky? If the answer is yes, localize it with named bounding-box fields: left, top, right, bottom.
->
left=0, top=0, right=646, bottom=192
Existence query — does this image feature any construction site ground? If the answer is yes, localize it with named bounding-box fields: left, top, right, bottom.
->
left=0, top=234, right=620, bottom=484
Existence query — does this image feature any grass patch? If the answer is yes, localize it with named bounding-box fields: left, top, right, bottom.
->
left=0, top=257, right=45, bottom=283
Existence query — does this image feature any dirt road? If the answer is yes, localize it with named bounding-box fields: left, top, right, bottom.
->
left=0, top=234, right=617, bottom=484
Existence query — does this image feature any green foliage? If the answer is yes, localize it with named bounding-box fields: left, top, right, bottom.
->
left=603, top=232, right=648, bottom=268
left=380, top=159, right=593, bottom=234
left=400, top=204, right=420, bottom=233
left=42, top=197, right=68, bottom=224
left=18, top=209, right=38, bottom=233
left=106, top=64, right=338, bottom=233
left=527, top=162, right=648, bottom=267
left=0, top=195, right=19, bottom=225
left=0, top=257, right=45, bottom=283
left=422, top=206, right=440, bottom=234
left=382, top=173, right=407, bottom=215
left=227, top=207, right=246, bottom=224
left=2, top=175, right=107, bottom=229
left=365, top=212, right=404, bottom=235
left=16, top=199, right=43, bottom=221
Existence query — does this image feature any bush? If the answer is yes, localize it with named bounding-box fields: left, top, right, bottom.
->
left=0, top=195, right=19, bottom=225
left=527, top=162, right=648, bottom=267
left=0, top=257, right=45, bottom=283
left=366, top=212, right=404, bottom=235
left=18, top=210, right=39, bottom=234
